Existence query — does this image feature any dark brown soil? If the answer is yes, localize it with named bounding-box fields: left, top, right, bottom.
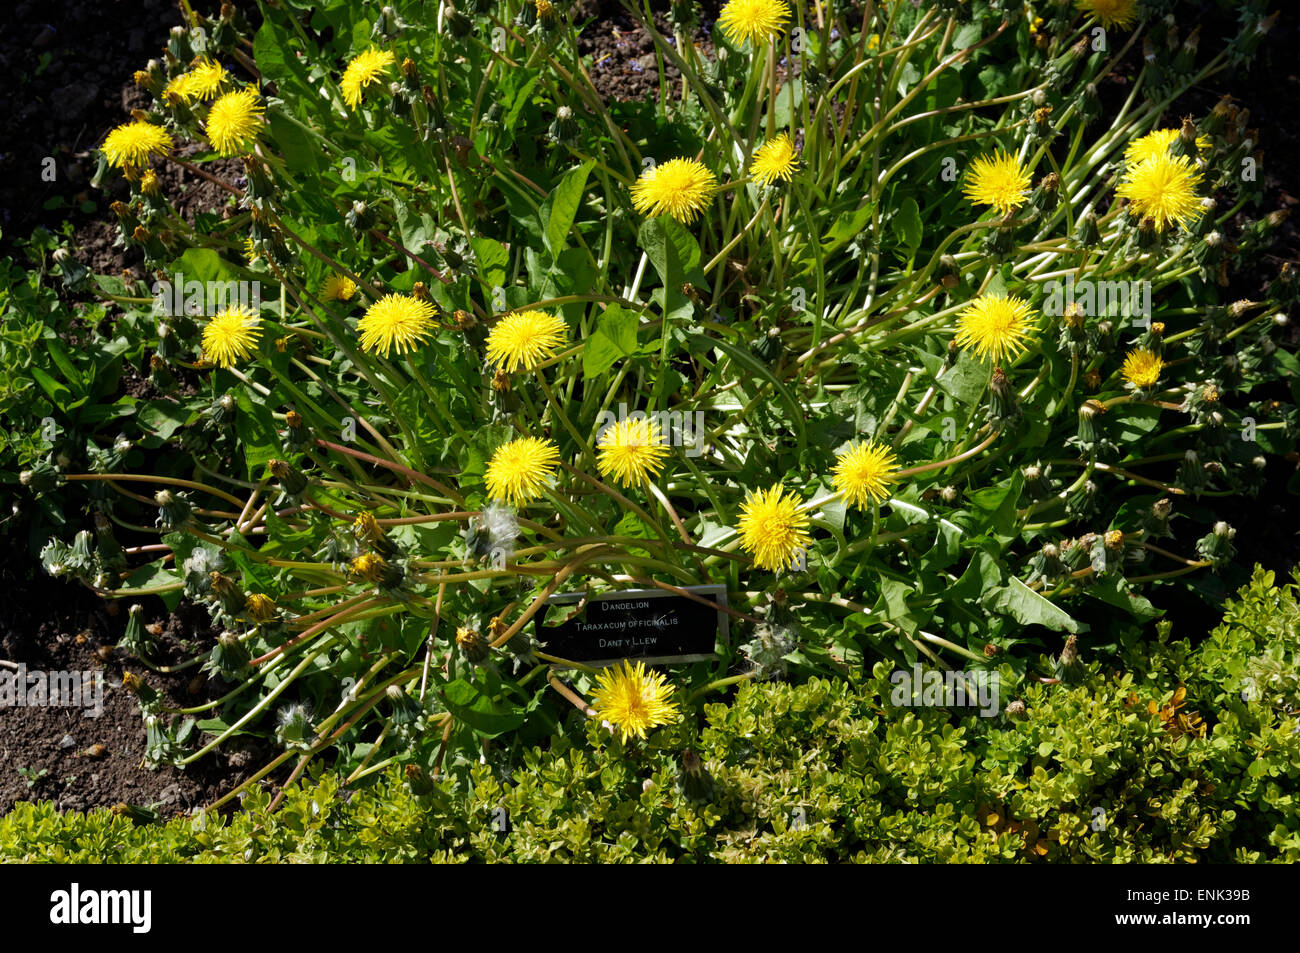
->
left=0, top=0, right=246, bottom=277
left=575, top=0, right=724, bottom=102
left=0, top=543, right=274, bottom=816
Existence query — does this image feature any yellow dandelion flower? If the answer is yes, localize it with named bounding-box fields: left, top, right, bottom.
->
left=243, top=237, right=259, bottom=262
left=243, top=593, right=278, bottom=623
left=962, top=151, right=1032, bottom=215
left=165, top=57, right=227, bottom=102
left=485, top=310, right=568, bottom=372
left=954, top=294, right=1037, bottom=364
left=485, top=436, right=561, bottom=506
left=201, top=306, right=261, bottom=368
left=1124, top=128, right=1211, bottom=165
left=341, top=47, right=397, bottom=111
left=348, top=552, right=388, bottom=583
left=163, top=73, right=191, bottom=101
left=591, top=660, right=680, bottom=743
left=717, top=0, right=791, bottom=47
left=455, top=626, right=482, bottom=654
left=737, top=483, right=812, bottom=572
left=139, top=169, right=162, bottom=196
left=630, top=158, right=717, bottom=224
left=831, top=441, right=900, bottom=510
left=205, top=87, right=263, bottom=157
left=351, top=511, right=385, bottom=545
left=596, top=416, right=671, bottom=488
left=1121, top=348, right=1164, bottom=389
left=1116, top=153, right=1204, bottom=233
left=101, top=120, right=173, bottom=169
left=321, top=274, right=358, bottom=303
left=1075, top=0, right=1139, bottom=30
left=357, top=294, right=436, bottom=357
left=750, top=133, right=801, bottom=186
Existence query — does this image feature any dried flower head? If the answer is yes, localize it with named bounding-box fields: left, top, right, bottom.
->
left=244, top=593, right=278, bottom=623
left=349, top=552, right=388, bottom=583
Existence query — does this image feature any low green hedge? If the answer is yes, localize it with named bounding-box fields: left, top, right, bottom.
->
left=4, top=566, right=1298, bottom=863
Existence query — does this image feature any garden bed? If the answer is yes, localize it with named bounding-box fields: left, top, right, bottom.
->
left=2, top=0, right=1299, bottom=830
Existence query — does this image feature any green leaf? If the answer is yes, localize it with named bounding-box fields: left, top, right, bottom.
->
left=223, top=530, right=276, bottom=591
left=933, top=348, right=990, bottom=405
left=983, top=577, right=1082, bottom=633
left=122, top=560, right=184, bottom=612
left=948, top=548, right=1004, bottom=604
left=442, top=677, right=527, bottom=738
left=890, top=197, right=923, bottom=259
left=582, top=305, right=640, bottom=377
left=638, top=216, right=705, bottom=324
left=235, top=385, right=280, bottom=478
left=823, top=202, right=874, bottom=252
left=963, top=472, right=1023, bottom=537
left=253, top=19, right=312, bottom=91
left=503, top=73, right=541, bottom=131
left=471, top=236, right=509, bottom=290
left=874, top=578, right=918, bottom=635
left=1114, top=403, right=1164, bottom=443
left=136, top=401, right=189, bottom=444
left=542, top=159, right=594, bottom=255
left=267, top=109, right=320, bottom=174
left=44, top=338, right=86, bottom=397
left=1085, top=574, right=1162, bottom=621
left=194, top=717, right=257, bottom=738
left=772, top=78, right=805, bottom=129
left=30, top=366, right=72, bottom=410
left=170, top=246, right=255, bottom=288
left=690, top=334, right=807, bottom=450
left=393, top=195, right=437, bottom=253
